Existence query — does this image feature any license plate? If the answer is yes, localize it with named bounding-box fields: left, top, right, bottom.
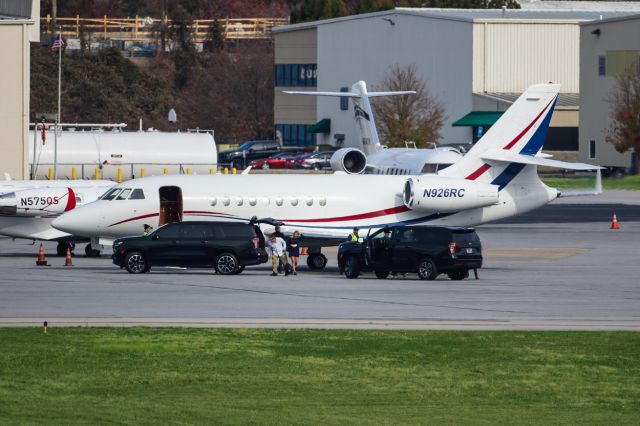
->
left=466, top=248, right=473, bottom=254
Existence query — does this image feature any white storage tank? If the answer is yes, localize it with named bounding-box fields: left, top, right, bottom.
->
left=28, top=128, right=217, bottom=180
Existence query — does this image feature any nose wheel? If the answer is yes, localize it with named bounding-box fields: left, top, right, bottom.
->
left=85, top=244, right=101, bottom=257
left=56, top=241, right=75, bottom=257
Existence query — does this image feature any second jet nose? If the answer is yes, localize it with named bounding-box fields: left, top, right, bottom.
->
left=52, top=203, right=103, bottom=237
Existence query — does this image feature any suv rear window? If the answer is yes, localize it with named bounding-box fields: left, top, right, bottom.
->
left=413, top=227, right=450, bottom=245
left=213, top=223, right=256, bottom=239
left=451, top=231, right=480, bottom=243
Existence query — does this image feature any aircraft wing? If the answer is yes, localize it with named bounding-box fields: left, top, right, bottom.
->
left=283, top=90, right=415, bottom=97
left=480, top=150, right=603, bottom=171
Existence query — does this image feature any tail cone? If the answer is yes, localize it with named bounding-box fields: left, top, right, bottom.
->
left=610, top=213, right=619, bottom=230
left=64, top=248, right=73, bottom=266
left=36, top=243, right=48, bottom=266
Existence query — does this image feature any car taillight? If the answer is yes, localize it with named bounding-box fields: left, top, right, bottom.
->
left=252, top=237, right=259, bottom=249
left=449, top=242, right=458, bottom=255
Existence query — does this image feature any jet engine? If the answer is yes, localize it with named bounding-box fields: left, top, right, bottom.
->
left=403, top=176, right=499, bottom=213
left=0, top=187, right=76, bottom=216
left=330, top=148, right=368, bottom=174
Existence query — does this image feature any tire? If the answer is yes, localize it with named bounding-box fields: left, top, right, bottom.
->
left=125, top=251, right=147, bottom=274
left=85, top=244, right=101, bottom=257
left=215, top=252, right=239, bottom=275
left=233, top=265, right=245, bottom=275
left=447, top=270, right=468, bottom=281
left=231, top=159, right=243, bottom=170
left=417, top=258, right=438, bottom=280
left=313, top=163, right=321, bottom=171
left=57, top=241, right=73, bottom=257
left=307, top=253, right=328, bottom=270
left=375, top=270, right=390, bottom=279
left=344, top=256, right=360, bottom=279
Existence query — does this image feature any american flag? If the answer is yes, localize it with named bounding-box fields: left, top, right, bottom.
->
left=51, top=36, right=65, bottom=51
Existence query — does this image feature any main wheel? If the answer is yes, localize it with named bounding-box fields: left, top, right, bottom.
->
left=375, top=270, right=390, bottom=279
left=125, top=251, right=147, bottom=274
left=307, top=253, right=327, bottom=270
left=417, top=258, right=437, bottom=280
left=85, top=244, right=101, bottom=257
left=344, top=256, right=360, bottom=279
left=447, top=270, right=468, bottom=281
left=56, top=241, right=74, bottom=257
left=215, top=252, right=239, bottom=275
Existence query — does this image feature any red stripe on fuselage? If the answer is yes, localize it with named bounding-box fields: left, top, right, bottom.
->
left=282, top=205, right=411, bottom=223
left=465, top=163, right=491, bottom=180
left=502, top=97, right=555, bottom=150
left=108, top=213, right=159, bottom=227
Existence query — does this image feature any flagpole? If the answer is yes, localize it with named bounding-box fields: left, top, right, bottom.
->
left=54, top=30, right=62, bottom=179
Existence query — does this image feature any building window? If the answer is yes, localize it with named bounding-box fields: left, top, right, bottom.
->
left=275, top=124, right=315, bottom=146
left=589, top=140, right=596, bottom=159
left=340, top=87, right=349, bottom=111
left=598, top=56, right=606, bottom=76
left=274, top=64, right=317, bottom=87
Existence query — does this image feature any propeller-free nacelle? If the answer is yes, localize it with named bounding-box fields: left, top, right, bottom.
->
left=403, top=176, right=499, bottom=213
left=0, top=187, right=76, bottom=216
left=330, top=148, right=368, bottom=174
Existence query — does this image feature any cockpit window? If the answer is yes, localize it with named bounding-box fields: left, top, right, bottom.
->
left=0, top=192, right=16, bottom=200
left=116, top=189, right=132, bottom=200
left=101, top=188, right=122, bottom=200
left=437, top=163, right=453, bottom=171
left=129, top=189, right=145, bottom=200
left=421, top=164, right=438, bottom=174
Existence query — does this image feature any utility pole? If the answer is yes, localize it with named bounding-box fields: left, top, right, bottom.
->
left=54, top=30, right=63, bottom=179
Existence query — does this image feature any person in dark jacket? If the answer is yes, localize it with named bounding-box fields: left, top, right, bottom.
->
left=287, top=230, right=303, bottom=275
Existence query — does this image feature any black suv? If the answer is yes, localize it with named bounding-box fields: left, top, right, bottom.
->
left=112, top=221, right=269, bottom=275
left=337, top=226, right=482, bottom=280
left=217, top=140, right=281, bottom=170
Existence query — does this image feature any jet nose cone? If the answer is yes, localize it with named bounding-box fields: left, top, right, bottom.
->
left=52, top=206, right=98, bottom=236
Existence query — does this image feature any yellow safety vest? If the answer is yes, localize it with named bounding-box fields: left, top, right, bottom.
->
left=349, top=233, right=359, bottom=242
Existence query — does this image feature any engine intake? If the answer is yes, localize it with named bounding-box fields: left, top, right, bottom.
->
left=330, top=148, right=367, bottom=174
left=403, top=176, right=498, bottom=213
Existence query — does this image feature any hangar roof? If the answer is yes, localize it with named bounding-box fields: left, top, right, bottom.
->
left=273, top=7, right=640, bottom=33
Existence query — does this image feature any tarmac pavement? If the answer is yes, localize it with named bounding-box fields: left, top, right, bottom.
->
left=0, top=192, right=638, bottom=330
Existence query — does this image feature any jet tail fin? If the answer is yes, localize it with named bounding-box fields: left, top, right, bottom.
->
left=285, top=81, right=415, bottom=156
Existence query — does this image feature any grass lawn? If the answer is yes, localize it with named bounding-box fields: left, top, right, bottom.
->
left=0, top=328, right=639, bottom=425
left=542, top=174, right=640, bottom=190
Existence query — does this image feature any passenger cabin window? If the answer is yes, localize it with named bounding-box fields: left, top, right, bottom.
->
left=116, top=189, right=132, bottom=200
left=129, top=188, right=145, bottom=200
left=75, top=195, right=83, bottom=203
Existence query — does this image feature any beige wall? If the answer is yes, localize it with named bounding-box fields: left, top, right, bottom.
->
left=274, top=28, right=317, bottom=126
left=0, top=22, right=30, bottom=179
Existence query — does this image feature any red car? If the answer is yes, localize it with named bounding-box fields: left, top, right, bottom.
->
left=249, top=152, right=305, bottom=169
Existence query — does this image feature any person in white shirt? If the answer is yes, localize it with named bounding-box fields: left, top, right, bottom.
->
left=266, top=233, right=289, bottom=276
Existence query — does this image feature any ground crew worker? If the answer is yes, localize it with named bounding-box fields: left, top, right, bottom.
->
left=347, top=227, right=360, bottom=242
left=143, top=224, right=153, bottom=236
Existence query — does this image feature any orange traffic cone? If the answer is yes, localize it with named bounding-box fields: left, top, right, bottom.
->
left=64, top=248, right=73, bottom=266
left=610, top=213, right=619, bottom=230
left=36, top=243, right=48, bottom=266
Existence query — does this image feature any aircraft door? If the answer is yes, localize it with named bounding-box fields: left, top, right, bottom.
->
left=159, top=186, right=183, bottom=226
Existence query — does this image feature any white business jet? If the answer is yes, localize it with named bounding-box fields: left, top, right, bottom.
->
left=0, top=178, right=115, bottom=256
left=285, top=81, right=463, bottom=175
left=52, top=84, right=600, bottom=269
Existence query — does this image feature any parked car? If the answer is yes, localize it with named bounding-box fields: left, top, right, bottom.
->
left=249, top=152, right=305, bottom=169
left=293, top=151, right=334, bottom=170
left=337, top=226, right=482, bottom=280
left=217, top=140, right=281, bottom=170
left=112, top=220, right=270, bottom=275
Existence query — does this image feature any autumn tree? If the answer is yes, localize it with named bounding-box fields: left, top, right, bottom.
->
left=291, top=0, right=348, bottom=23
left=371, top=64, right=445, bottom=147
left=606, top=60, right=640, bottom=174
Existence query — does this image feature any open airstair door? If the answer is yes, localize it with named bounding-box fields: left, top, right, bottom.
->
left=159, top=186, right=183, bottom=226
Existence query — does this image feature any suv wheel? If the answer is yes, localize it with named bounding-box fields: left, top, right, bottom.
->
left=231, top=159, right=243, bottom=170
left=447, top=270, right=468, bottom=281
left=125, top=251, right=147, bottom=274
left=216, top=252, right=239, bottom=275
left=375, top=270, right=389, bottom=279
left=344, top=256, right=360, bottom=279
left=417, top=258, right=437, bottom=280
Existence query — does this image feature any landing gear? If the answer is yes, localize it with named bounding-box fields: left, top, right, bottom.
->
left=85, top=244, right=101, bottom=257
left=307, top=253, right=327, bottom=270
left=56, top=241, right=75, bottom=256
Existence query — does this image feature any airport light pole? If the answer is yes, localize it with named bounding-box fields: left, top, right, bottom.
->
left=54, top=30, right=63, bottom=179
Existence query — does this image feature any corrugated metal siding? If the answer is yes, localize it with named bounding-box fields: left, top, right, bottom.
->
left=473, top=22, right=579, bottom=93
